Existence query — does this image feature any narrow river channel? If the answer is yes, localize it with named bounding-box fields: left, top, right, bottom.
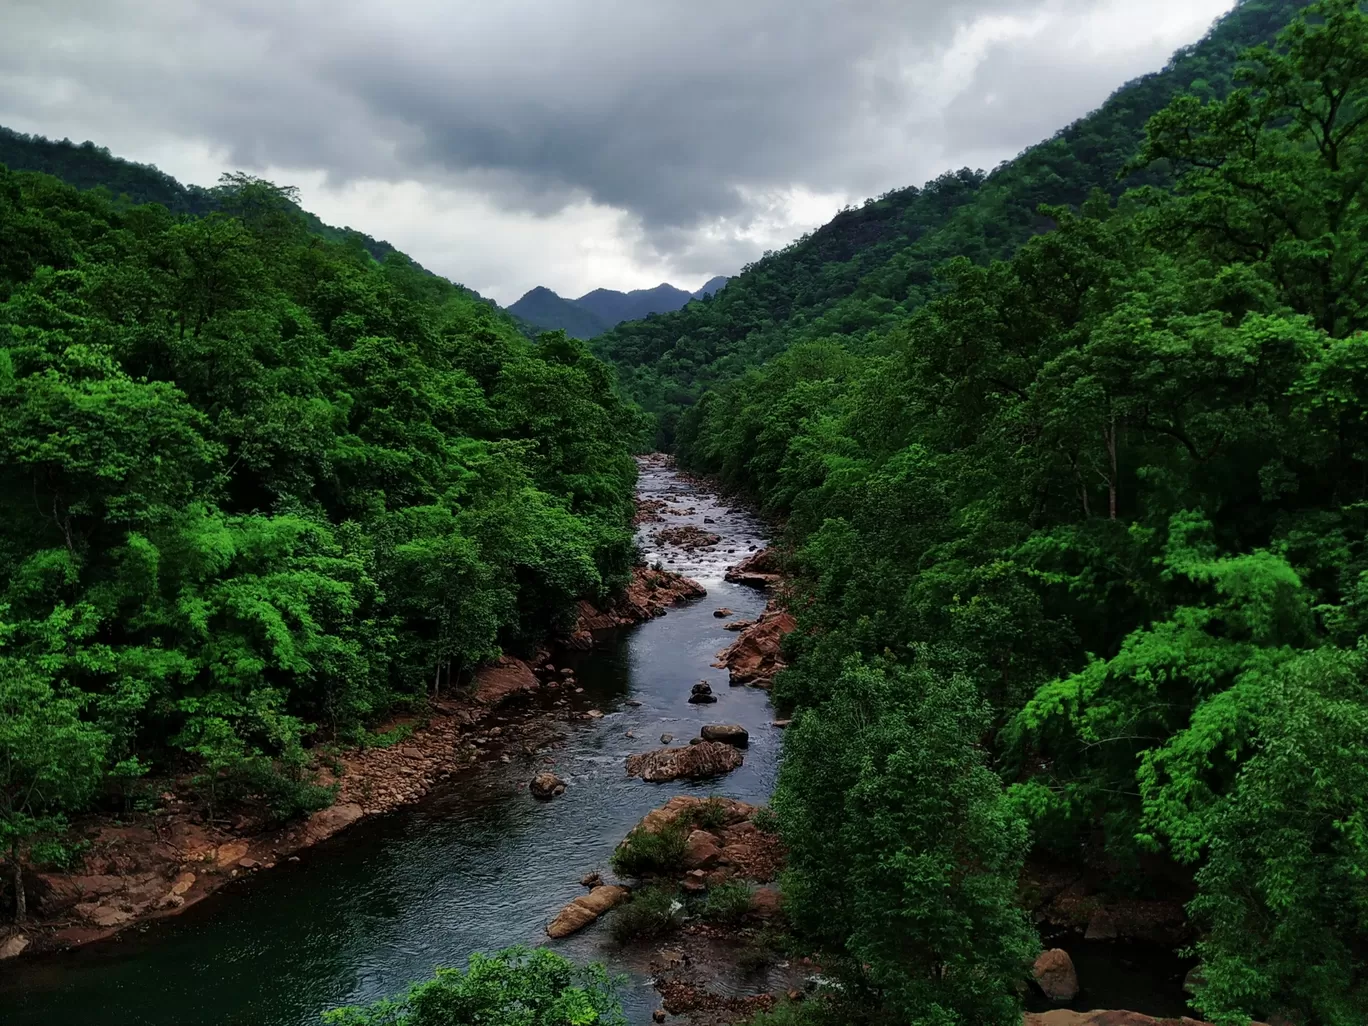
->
left=2, top=457, right=779, bottom=1026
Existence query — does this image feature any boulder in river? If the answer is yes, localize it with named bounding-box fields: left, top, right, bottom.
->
left=719, top=608, right=795, bottom=687
left=545, top=884, right=631, bottom=938
left=1032, top=948, right=1079, bottom=1004
left=688, top=681, right=718, bottom=704
left=530, top=773, right=566, bottom=799
left=700, top=724, right=749, bottom=746
left=713, top=608, right=733, bottom=618
left=724, top=548, right=782, bottom=589
left=1024, top=1015, right=1271, bottom=1026
left=625, top=742, right=743, bottom=782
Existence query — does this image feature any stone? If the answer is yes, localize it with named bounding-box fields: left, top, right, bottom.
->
left=718, top=608, right=796, bottom=686
left=303, top=802, right=364, bottom=845
left=724, top=548, right=783, bottom=589
left=584, top=709, right=604, bottom=719
left=625, top=742, right=743, bottom=782
left=530, top=773, right=567, bottom=800
left=653, top=1010, right=667, bottom=1023
left=78, top=903, right=134, bottom=928
left=688, top=681, right=718, bottom=705
left=473, top=656, right=541, bottom=706
left=771, top=719, right=792, bottom=729
left=1084, top=909, right=1119, bottom=941
left=700, top=723, right=749, bottom=746
left=0, top=934, right=29, bottom=960
left=713, top=608, right=733, bottom=618
left=683, top=829, right=723, bottom=869
left=750, top=887, right=782, bottom=919
left=214, top=840, right=249, bottom=865
left=660, top=733, right=675, bottom=744
left=1023, top=1014, right=1271, bottom=1026
left=1033, top=948, right=1080, bottom=1004
left=545, top=884, right=631, bottom=938
left=722, top=619, right=753, bottom=631
left=580, top=871, right=602, bottom=888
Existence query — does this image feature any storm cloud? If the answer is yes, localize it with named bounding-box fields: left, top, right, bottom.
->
left=0, top=0, right=1235, bottom=301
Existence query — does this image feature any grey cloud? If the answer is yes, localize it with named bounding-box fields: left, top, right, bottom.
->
left=0, top=0, right=1233, bottom=286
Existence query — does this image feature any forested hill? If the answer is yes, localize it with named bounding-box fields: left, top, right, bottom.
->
left=668, top=2, right=1368, bottom=1025
left=594, top=0, right=1309, bottom=447
left=0, top=126, right=469, bottom=293
left=0, top=162, right=643, bottom=892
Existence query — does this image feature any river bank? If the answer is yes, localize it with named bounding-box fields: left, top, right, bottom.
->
left=0, top=520, right=707, bottom=961
left=1, top=454, right=789, bottom=1026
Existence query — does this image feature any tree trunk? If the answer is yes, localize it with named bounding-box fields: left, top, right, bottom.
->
left=11, top=856, right=25, bottom=925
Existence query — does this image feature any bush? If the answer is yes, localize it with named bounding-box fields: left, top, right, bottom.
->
left=702, top=880, right=754, bottom=925
left=609, top=886, right=683, bottom=943
left=323, top=945, right=626, bottom=1025
left=684, top=796, right=730, bottom=830
left=752, top=806, right=780, bottom=834
left=610, top=822, right=687, bottom=877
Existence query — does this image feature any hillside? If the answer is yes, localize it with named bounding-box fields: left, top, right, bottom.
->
left=692, top=275, right=729, bottom=298
left=575, top=283, right=694, bottom=326
left=0, top=126, right=461, bottom=288
left=506, top=285, right=613, bottom=339
left=594, top=0, right=1310, bottom=447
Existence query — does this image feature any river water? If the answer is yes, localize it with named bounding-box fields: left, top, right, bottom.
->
left=1, top=458, right=778, bottom=1026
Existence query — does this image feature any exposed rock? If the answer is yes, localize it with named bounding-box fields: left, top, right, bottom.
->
left=660, top=733, right=675, bottom=744
left=1084, top=909, right=1119, bottom=941
left=724, top=548, right=783, bottom=589
left=1033, top=948, right=1080, bottom=1004
left=636, top=796, right=755, bottom=836
left=688, top=681, right=718, bottom=704
left=76, top=903, right=134, bottom=928
left=303, top=802, right=364, bottom=845
left=683, top=830, right=723, bottom=869
left=580, top=871, right=602, bottom=888
left=713, top=608, right=733, bottom=618
left=771, top=719, right=792, bottom=729
left=530, top=773, right=567, bottom=799
left=237, top=857, right=259, bottom=870
left=572, top=568, right=706, bottom=640
left=214, top=840, right=250, bottom=865
left=652, top=1010, right=667, bottom=1023
left=0, top=933, right=29, bottom=960
left=473, top=656, right=541, bottom=706
left=700, top=724, right=749, bottom=746
left=718, top=608, right=796, bottom=686
left=722, top=619, right=753, bottom=631
left=653, top=525, right=722, bottom=550
left=545, top=884, right=631, bottom=938
left=750, top=887, right=782, bottom=919
left=169, top=872, right=196, bottom=897
left=625, top=742, right=744, bottom=783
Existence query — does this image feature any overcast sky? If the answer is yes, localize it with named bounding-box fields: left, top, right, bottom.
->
left=2, top=0, right=1235, bottom=305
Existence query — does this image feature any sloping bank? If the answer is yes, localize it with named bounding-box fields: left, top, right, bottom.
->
left=2, top=564, right=704, bottom=960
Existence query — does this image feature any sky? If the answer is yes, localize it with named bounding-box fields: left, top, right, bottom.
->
left=1, top=0, right=1236, bottom=305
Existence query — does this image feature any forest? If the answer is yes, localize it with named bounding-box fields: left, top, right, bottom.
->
left=4, top=1, right=1367, bottom=1025
left=0, top=163, right=642, bottom=919
left=652, top=1, right=1368, bottom=1024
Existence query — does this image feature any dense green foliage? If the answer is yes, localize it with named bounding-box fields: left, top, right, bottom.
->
left=643, top=3, right=1368, bottom=1024
left=596, top=0, right=1310, bottom=450
left=321, top=947, right=625, bottom=1026
left=0, top=164, right=641, bottom=917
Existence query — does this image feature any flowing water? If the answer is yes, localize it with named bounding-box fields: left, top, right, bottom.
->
left=0, top=458, right=1195, bottom=1025
left=1, top=458, right=779, bottom=1026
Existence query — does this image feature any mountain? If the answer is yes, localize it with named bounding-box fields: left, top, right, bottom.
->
left=575, top=283, right=694, bottom=327
left=594, top=0, right=1309, bottom=448
left=0, top=126, right=427, bottom=273
left=692, top=276, right=729, bottom=299
left=506, top=286, right=612, bottom=339
left=509, top=279, right=731, bottom=338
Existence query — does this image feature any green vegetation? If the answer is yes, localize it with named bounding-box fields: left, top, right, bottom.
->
left=701, top=880, right=753, bottom=926
left=322, top=946, right=625, bottom=1026
left=600, top=3, right=1368, bottom=1025
left=596, top=0, right=1309, bottom=451
left=609, top=822, right=688, bottom=877
left=607, top=885, right=683, bottom=943
left=0, top=162, right=641, bottom=919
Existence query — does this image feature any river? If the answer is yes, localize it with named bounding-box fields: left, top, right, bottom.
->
left=1, top=457, right=779, bottom=1026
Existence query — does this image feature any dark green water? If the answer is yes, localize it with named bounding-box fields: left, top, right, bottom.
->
left=1, top=462, right=780, bottom=1026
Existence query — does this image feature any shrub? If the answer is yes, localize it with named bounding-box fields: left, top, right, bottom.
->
left=752, top=806, right=780, bottom=834
left=609, top=886, right=683, bottom=943
left=702, top=880, right=754, bottom=925
left=610, top=822, right=687, bottom=877
left=684, top=796, right=730, bottom=830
